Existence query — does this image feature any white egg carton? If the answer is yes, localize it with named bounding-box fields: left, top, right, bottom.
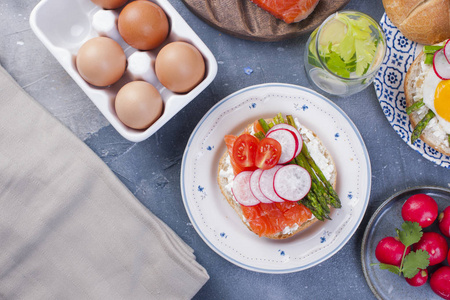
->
left=30, top=0, right=218, bottom=142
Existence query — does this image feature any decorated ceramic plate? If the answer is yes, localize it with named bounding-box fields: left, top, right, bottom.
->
left=181, top=0, right=350, bottom=42
left=374, top=14, right=450, bottom=168
left=181, top=83, right=371, bottom=273
left=361, top=186, right=450, bottom=299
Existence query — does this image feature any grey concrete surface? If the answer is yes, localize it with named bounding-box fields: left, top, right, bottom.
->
left=1, top=0, right=449, bottom=299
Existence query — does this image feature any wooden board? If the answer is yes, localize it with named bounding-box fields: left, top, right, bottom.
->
left=182, top=0, right=351, bottom=42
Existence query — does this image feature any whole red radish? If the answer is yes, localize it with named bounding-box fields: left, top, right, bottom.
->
left=430, top=266, right=450, bottom=300
left=413, top=232, right=448, bottom=266
left=438, top=206, right=450, bottom=238
left=448, top=248, right=450, bottom=265
left=405, top=269, right=428, bottom=287
left=402, top=194, right=438, bottom=228
left=375, top=236, right=410, bottom=266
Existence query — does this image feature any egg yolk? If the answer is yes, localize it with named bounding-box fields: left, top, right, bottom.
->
left=435, top=80, right=450, bottom=122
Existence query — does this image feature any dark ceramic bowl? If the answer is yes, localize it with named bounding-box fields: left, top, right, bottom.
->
left=361, top=186, right=450, bottom=300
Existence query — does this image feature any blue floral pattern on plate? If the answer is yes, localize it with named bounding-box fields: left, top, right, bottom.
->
left=374, top=14, right=450, bottom=168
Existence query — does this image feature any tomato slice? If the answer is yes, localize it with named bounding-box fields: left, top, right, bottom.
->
left=255, top=138, right=282, bottom=170
left=232, top=134, right=259, bottom=169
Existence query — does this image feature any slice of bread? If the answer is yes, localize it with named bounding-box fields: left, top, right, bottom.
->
left=217, top=120, right=337, bottom=239
left=404, top=50, right=450, bottom=156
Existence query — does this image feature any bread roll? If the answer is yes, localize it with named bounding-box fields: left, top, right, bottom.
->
left=217, top=120, right=337, bottom=239
left=382, top=0, right=450, bottom=45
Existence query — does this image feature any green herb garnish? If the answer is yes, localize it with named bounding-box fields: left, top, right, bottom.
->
left=371, top=221, right=430, bottom=279
left=402, top=250, right=430, bottom=278
left=397, top=221, right=423, bottom=246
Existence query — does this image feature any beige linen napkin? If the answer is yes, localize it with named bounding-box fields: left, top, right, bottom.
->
left=0, top=64, right=209, bottom=299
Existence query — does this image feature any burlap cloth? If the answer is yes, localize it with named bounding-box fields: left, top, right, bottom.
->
left=182, top=0, right=350, bottom=41
left=0, top=64, right=209, bottom=299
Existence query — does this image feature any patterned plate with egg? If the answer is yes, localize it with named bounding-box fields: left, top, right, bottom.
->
left=374, top=14, right=450, bottom=168
left=181, top=83, right=371, bottom=273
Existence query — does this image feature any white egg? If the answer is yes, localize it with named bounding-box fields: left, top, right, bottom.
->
left=422, top=70, right=450, bottom=134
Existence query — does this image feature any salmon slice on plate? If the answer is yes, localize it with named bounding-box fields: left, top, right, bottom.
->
left=241, top=202, right=312, bottom=237
left=249, top=0, right=320, bottom=24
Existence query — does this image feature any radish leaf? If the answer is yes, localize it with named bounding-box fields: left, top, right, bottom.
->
left=402, top=250, right=430, bottom=279
left=396, top=221, right=423, bottom=247
left=374, top=263, right=400, bottom=274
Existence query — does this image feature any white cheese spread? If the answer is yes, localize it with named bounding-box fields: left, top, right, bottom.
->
left=282, top=224, right=299, bottom=235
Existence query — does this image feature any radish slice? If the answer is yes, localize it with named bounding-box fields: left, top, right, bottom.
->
left=249, top=169, right=273, bottom=203
left=266, top=129, right=298, bottom=164
left=444, top=40, right=450, bottom=64
left=259, top=165, right=284, bottom=202
left=273, top=165, right=311, bottom=201
left=433, top=49, right=450, bottom=80
left=232, top=171, right=260, bottom=206
left=267, top=124, right=303, bottom=157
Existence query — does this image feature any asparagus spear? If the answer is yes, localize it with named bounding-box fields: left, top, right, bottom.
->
left=411, top=109, right=435, bottom=144
left=254, top=131, right=265, bottom=141
left=301, top=144, right=342, bottom=208
left=425, top=54, right=434, bottom=65
left=297, top=148, right=340, bottom=209
left=423, top=45, right=444, bottom=53
left=302, top=191, right=327, bottom=221
left=258, top=118, right=270, bottom=133
left=259, top=113, right=336, bottom=219
left=275, top=113, right=286, bottom=124
left=286, top=115, right=341, bottom=208
left=423, top=45, right=444, bottom=64
left=295, top=154, right=330, bottom=215
left=406, top=99, right=424, bottom=115
left=299, top=189, right=332, bottom=221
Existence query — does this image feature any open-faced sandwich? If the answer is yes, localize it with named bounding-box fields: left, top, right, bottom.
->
left=404, top=40, right=450, bottom=156
left=217, top=113, right=341, bottom=239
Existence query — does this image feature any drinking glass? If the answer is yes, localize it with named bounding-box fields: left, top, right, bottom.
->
left=304, top=11, right=386, bottom=97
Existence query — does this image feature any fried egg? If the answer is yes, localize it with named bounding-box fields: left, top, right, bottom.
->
left=422, top=69, right=450, bottom=134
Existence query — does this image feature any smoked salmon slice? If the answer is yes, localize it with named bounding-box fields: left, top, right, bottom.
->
left=259, top=203, right=294, bottom=231
left=241, top=202, right=312, bottom=237
left=241, top=205, right=279, bottom=237
left=249, top=0, right=320, bottom=24
left=224, top=135, right=245, bottom=175
left=224, top=134, right=256, bottom=175
left=283, top=203, right=312, bottom=224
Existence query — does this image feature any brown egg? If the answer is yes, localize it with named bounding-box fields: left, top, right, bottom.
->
left=118, top=1, right=169, bottom=50
left=115, top=81, right=163, bottom=130
left=76, top=37, right=126, bottom=87
left=91, top=0, right=128, bottom=9
left=155, top=42, right=206, bottom=93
